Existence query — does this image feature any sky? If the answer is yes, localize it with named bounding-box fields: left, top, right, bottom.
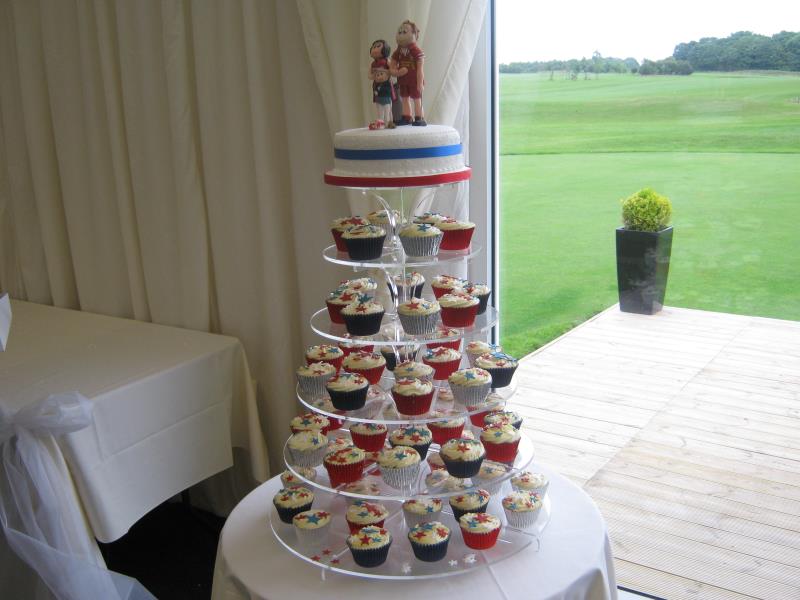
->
left=497, top=0, right=800, bottom=63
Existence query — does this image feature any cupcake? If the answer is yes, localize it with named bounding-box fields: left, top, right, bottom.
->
left=345, top=500, right=389, bottom=534
left=474, top=352, right=519, bottom=388
left=465, top=341, right=503, bottom=367
left=346, top=526, right=392, bottom=567
left=511, top=471, right=549, bottom=497
left=272, top=487, right=314, bottom=523
left=448, top=489, right=491, bottom=522
left=325, top=373, right=370, bottom=411
left=408, top=521, right=451, bottom=562
left=343, top=479, right=382, bottom=502
left=292, top=509, right=332, bottom=547
left=422, top=347, right=463, bottom=380
left=458, top=512, right=502, bottom=549
left=393, top=360, right=434, bottom=382
left=366, top=209, right=400, bottom=231
left=448, top=368, right=492, bottom=407
left=399, top=222, right=443, bottom=257
left=380, top=345, right=419, bottom=371
left=463, top=283, right=492, bottom=315
left=427, top=452, right=446, bottom=471
left=391, top=378, right=435, bottom=416
left=339, top=277, right=378, bottom=294
left=480, top=425, right=522, bottom=463
left=389, top=425, right=433, bottom=460
left=342, top=351, right=386, bottom=384
left=349, top=422, right=389, bottom=452
left=338, top=334, right=375, bottom=357
left=469, top=392, right=504, bottom=427
left=426, top=326, right=462, bottom=351
left=439, top=438, right=486, bottom=478
left=324, top=446, right=366, bottom=487
left=472, top=461, right=508, bottom=494
left=342, top=224, right=386, bottom=260
left=424, top=470, right=466, bottom=492
left=377, top=446, right=421, bottom=489
left=439, top=293, right=480, bottom=328
left=502, top=491, right=543, bottom=529
left=402, top=498, right=443, bottom=527
left=325, top=287, right=358, bottom=324
left=397, top=299, right=441, bottom=336
left=340, top=296, right=385, bottom=336
left=331, top=216, right=369, bottom=251
left=388, top=271, right=425, bottom=302
left=431, top=274, right=467, bottom=299
left=280, top=467, right=317, bottom=489
left=437, top=219, right=476, bottom=251
left=311, top=397, right=344, bottom=431
left=290, top=412, right=331, bottom=434
left=427, top=412, right=466, bottom=445
left=295, top=362, right=337, bottom=398
left=484, top=410, right=523, bottom=430
left=327, top=435, right=354, bottom=452
left=287, top=431, right=328, bottom=468
left=305, top=344, right=345, bottom=373
left=413, top=211, right=449, bottom=225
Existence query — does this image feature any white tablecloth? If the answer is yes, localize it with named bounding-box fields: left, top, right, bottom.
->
left=0, top=300, right=268, bottom=543
left=212, top=465, right=617, bottom=600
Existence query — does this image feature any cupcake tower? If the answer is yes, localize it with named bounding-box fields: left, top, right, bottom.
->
left=272, top=180, right=548, bottom=578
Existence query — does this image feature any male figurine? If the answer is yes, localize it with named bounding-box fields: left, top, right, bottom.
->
left=390, top=20, right=426, bottom=126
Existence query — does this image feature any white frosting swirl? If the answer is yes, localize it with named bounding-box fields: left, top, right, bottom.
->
left=466, top=341, right=502, bottom=356
left=458, top=512, right=501, bottom=533
left=343, top=351, right=386, bottom=370
left=423, top=347, right=461, bottom=363
left=325, top=372, right=368, bottom=392
left=331, top=216, right=369, bottom=231
left=439, top=293, right=479, bottom=308
left=502, top=491, right=542, bottom=512
left=273, top=487, right=314, bottom=508
left=397, top=299, right=440, bottom=316
left=324, top=446, right=366, bottom=466
left=339, top=277, right=378, bottom=292
left=306, top=345, right=344, bottom=361
left=475, top=352, right=519, bottom=368
left=394, top=361, right=434, bottom=379
left=437, top=219, right=476, bottom=231
left=449, top=489, right=490, bottom=510
left=378, top=446, right=421, bottom=468
left=402, top=498, right=443, bottom=516
left=448, top=368, right=492, bottom=387
left=290, top=412, right=330, bottom=431
left=431, top=275, right=467, bottom=291
left=341, top=224, right=386, bottom=239
left=341, top=297, right=384, bottom=316
left=413, top=212, right=449, bottom=224
left=440, top=438, right=486, bottom=461
left=296, top=362, right=337, bottom=377
left=350, top=422, right=388, bottom=435
left=408, top=521, right=451, bottom=545
left=389, top=425, right=432, bottom=445
left=399, top=223, right=442, bottom=238
left=346, top=526, right=391, bottom=549
left=293, top=509, right=332, bottom=529
left=511, top=471, right=548, bottom=491
left=480, top=424, right=521, bottom=444
left=287, top=431, right=327, bottom=451
left=346, top=500, right=388, bottom=524
left=391, top=377, right=433, bottom=397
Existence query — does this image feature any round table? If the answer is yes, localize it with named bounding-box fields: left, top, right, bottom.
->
left=211, top=465, right=617, bottom=600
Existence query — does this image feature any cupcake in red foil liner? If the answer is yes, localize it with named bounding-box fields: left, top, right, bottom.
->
left=340, top=295, right=385, bottom=336
left=469, top=408, right=493, bottom=428
left=465, top=341, right=503, bottom=367
left=480, top=424, right=522, bottom=463
left=448, top=489, right=491, bottom=522
left=484, top=410, right=523, bottom=430
left=438, top=219, right=476, bottom=251
left=426, top=326, right=462, bottom=351
left=349, top=422, right=388, bottom=452
left=325, top=372, right=370, bottom=411
left=427, top=412, right=466, bottom=445
left=325, top=287, right=357, bottom=324
left=389, top=424, right=433, bottom=460
left=289, top=412, right=330, bottom=434
left=502, top=490, right=543, bottom=529
left=346, top=526, right=392, bottom=568
left=272, top=487, right=314, bottom=524
left=474, top=352, right=519, bottom=388
left=342, top=350, right=386, bottom=384
left=448, top=367, right=492, bottom=407
left=324, top=446, right=366, bottom=487
left=397, top=298, right=441, bottom=336
left=458, top=512, right=502, bottom=549
left=422, top=346, right=462, bottom=380
left=295, top=361, right=337, bottom=399
left=287, top=431, right=328, bottom=468
left=377, top=446, right=421, bottom=490
left=463, top=282, right=492, bottom=315
left=439, top=293, right=480, bottom=327
left=391, top=378, right=435, bottom=416
left=408, top=521, right=451, bottom=562
left=331, top=216, right=370, bottom=252
left=431, top=274, right=467, bottom=299
left=305, top=344, right=345, bottom=373
left=439, top=438, right=486, bottom=478
left=402, top=498, right=443, bottom=528
left=342, top=224, right=386, bottom=260
left=345, top=500, right=389, bottom=534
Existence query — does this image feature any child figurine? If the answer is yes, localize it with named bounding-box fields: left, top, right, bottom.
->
left=390, top=20, right=426, bottom=126
left=367, top=40, right=395, bottom=130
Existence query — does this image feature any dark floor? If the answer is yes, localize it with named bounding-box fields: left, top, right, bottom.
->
left=99, top=501, right=224, bottom=600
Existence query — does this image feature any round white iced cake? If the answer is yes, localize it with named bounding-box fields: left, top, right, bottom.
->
left=324, top=125, right=471, bottom=188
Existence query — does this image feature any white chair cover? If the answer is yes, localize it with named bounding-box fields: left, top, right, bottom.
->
left=0, top=392, right=155, bottom=600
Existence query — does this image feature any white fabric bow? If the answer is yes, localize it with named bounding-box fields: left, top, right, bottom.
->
left=0, top=392, right=155, bottom=600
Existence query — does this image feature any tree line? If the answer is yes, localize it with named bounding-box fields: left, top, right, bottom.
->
left=500, top=30, right=800, bottom=76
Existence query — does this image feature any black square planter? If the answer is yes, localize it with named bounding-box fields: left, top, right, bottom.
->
left=616, top=226, right=673, bottom=315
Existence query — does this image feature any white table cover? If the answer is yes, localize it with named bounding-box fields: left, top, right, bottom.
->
left=212, top=465, right=617, bottom=600
left=0, top=300, right=268, bottom=543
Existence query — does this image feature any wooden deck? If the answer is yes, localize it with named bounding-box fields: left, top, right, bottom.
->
left=509, top=305, right=800, bottom=600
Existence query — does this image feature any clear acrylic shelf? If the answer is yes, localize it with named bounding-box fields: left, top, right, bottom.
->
left=323, top=244, right=482, bottom=269
left=268, top=485, right=550, bottom=580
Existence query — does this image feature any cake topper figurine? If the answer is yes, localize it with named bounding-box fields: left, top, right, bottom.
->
left=390, top=20, right=426, bottom=126
left=368, top=39, right=395, bottom=130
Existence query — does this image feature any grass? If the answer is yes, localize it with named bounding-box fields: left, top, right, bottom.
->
left=500, top=72, right=800, bottom=358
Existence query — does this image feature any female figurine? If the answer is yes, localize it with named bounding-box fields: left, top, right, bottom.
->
left=368, top=40, right=395, bottom=129
left=390, top=20, right=425, bottom=126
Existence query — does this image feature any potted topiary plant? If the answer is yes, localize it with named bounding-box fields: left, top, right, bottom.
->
left=616, top=188, right=673, bottom=314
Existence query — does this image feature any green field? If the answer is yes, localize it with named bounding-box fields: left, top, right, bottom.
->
left=500, top=72, right=800, bottom=358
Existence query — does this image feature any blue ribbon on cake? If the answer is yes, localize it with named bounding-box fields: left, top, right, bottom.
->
left=335, top=144, right=462, bottom=160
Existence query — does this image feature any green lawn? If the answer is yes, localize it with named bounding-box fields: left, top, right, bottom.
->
left=500, top=72, right=800, bottom=358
